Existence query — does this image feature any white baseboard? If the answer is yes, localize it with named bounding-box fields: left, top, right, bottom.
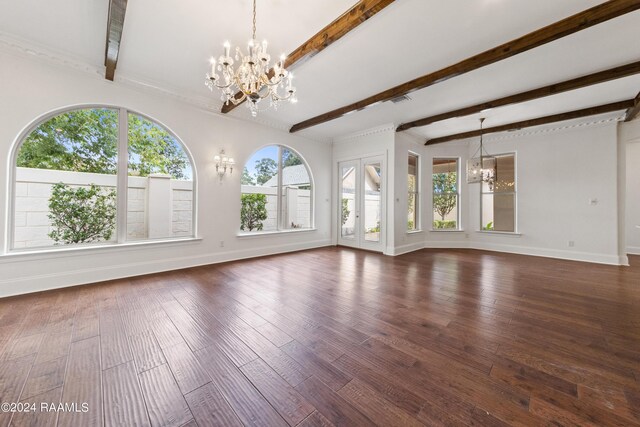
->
left=424, top=241, right=471, bottom=249
left=392, top=239, right=625, bottom=265
left=627, top=246, right=640, bottom=255
left=0, top=239, right=332, bottom=298
left=388, top=241, right=425, bottom=256
left=470, top=241, right=624, bottom=266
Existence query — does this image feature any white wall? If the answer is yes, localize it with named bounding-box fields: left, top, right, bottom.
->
left=389, top=116, right=628, bottom=265
left=0, top=50, right=332, bottom=297
left=622, top=119, right=640, bottom=255
left=468, top=119, right=623, bottom=265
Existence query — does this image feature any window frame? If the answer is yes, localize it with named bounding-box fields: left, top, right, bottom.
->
left=407, top=151, right=421, bottom=233
left=479, top=152, right=517, bottom=234
left=239, top=144, right=315, bottom=236
left=7, top=105, right=198, bottom=253
left=431, top=157, right=461, bottom=231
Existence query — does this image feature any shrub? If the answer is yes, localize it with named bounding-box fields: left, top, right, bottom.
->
left=341, top=198, right=350, bottom=226
left=48, top=182, right=116, bottom=244
left=432, top=220, right=457, bottom=230
left=241, top=193, right=268, bottom=231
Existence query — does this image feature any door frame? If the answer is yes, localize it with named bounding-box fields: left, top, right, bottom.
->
left=336, top=152, right=387, bottom=253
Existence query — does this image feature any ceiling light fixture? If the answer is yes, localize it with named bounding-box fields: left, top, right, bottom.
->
left=466, top=118, right=496, bottom=190
left=205, top=0, right=297, bottom=117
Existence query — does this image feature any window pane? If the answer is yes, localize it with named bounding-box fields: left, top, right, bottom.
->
left=408, top=192, right=417, bottom=231
left=482, top=193, right=515, bottom=232
left=341, top=165, right=356, bottom=239
left=127, top=113, right=193, bottom=240
left=408, top=153, right=418, bottom=231
left=364, top=163, right=381, bottom=242
left=14, top=108, right=118, bottom=249
left=432, top=158, right=458, bottom=230
left=481, top=154, right=515, bottom=232
left=241, top=145, right=312, bottom=233
left=494, top=154, right=515, bottom=193
left=433, top=195, right=458, bottom=229
left=281, top=148, right=312, bottom=230
left=241, top=146, right=279, bottom=232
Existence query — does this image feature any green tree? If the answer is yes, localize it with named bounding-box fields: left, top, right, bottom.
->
left=433, top=172, right=457, bottom=222
left=17, top=109, right=118, bottom=174
left=282, top=148, right=302, bottom=167
left=255, top=158, right=278, bottom=185
left=241, top=167, right=256, bottom=185
left=127, top=114, right=189, bottom=179
left=241, top=193, right=268, bottom=231
left=341, top=198, right=350, bottom=226
left=17, top=109, right=190, bottom=179
left=47, top=182, right=116, bottom=244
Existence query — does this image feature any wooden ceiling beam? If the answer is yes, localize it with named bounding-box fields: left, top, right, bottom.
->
left=425, top=100, right=634, bottom=145
left=105, top=0, right=128, bottom=81
left=220, top=0, right=396, bottom=114
left=290, top=0, right=640, bottom=133
left=397, top=60, right=640, bottom=132
left=625, top=91, right=640, bottom=121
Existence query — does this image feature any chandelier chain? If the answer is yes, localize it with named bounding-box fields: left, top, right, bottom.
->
left=252, top=0, right=257, bottom=40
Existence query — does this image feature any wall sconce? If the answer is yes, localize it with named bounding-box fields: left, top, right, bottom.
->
left=214, top=150, right=235, bottom=181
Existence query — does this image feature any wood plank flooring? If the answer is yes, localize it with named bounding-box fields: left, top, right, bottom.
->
left=0, top=247, right=639, bottom=426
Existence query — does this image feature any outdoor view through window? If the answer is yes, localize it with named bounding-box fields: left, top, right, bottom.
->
left=240, top=145, right=312, bottom=232
left=13, top=108, right=193, bottom=250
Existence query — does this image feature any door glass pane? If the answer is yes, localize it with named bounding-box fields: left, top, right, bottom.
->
left=363, top=163, right=381, bottom=242
left=341, top=165, right=356, bottom=239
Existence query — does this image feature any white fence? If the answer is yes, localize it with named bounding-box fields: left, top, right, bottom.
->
left=241, top=185, right=312, bottom=231
left=13, top=169, right=312, bottom=248
left=14, top=168, right=193, bottom=248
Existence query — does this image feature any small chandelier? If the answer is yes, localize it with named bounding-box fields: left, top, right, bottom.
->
left=466, top=118, right=497, bottom=190
left=205, top=0, right=297, bottom=117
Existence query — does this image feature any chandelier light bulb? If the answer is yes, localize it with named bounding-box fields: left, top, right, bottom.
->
left=204, top=0, right=297, bottom=116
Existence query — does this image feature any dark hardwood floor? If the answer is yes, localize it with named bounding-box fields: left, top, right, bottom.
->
left=1, top=247, right=639, bottom=426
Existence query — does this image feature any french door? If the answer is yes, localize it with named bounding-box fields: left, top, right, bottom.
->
left=338, top=156, right=384, bottom=252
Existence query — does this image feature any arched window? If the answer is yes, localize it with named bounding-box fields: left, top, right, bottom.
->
left=11, top=107, right=195, bottom=250
left=240, top=145, right=313, bottom=233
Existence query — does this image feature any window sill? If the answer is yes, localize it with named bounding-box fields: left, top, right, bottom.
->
left=1, top=237, right=203, bottom=263
left=476, top=230, right=522, bottom=236
left=406, top=230, right=423, bottom=234
left=430, top=229, right=464, bottom=233
left=237, top=228, right=317, bottom=238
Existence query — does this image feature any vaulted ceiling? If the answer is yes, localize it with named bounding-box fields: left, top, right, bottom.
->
left=1, top=0, right=639, bottom=142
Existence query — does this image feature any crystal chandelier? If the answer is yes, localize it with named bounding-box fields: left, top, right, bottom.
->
left=205, top=0, right=297, bottom=117
left=466, top=118, right=497, bottom=190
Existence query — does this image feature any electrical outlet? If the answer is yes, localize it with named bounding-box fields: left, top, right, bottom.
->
left=568, top=241, right=575, bottom=247
left=219, top=240, right=224, bottom=248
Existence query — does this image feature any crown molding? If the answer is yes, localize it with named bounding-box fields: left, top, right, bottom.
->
left=332, top=123, right=395, bottom=144
left=430, top=112, right=624, bottom=146
left=481, top=112, right=624, bottom=144
left=0, top=31, right=104, bottom=78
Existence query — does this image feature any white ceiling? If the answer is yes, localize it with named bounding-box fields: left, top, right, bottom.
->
left=1, top=0, right=639, bottom=141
